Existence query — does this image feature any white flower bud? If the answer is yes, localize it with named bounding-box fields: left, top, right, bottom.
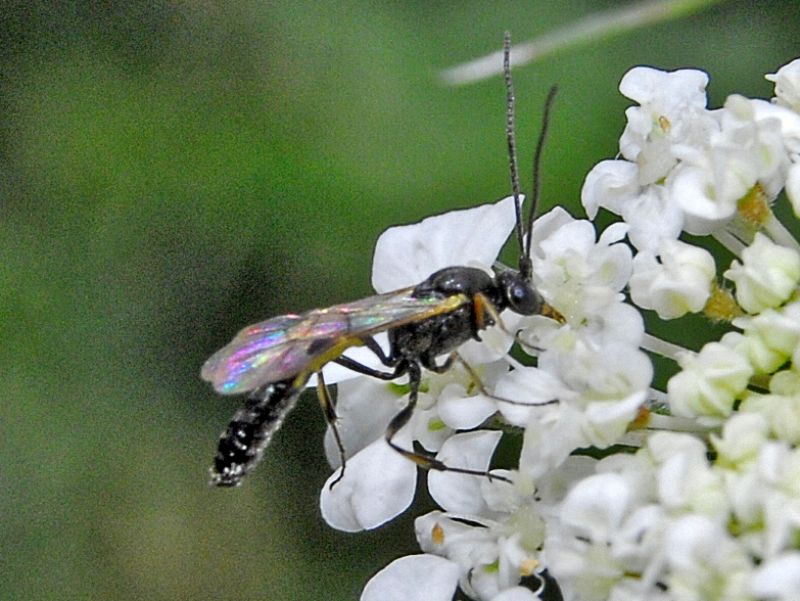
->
left=766, top=57, right=800, bottom=112
left=724, top=233, right=800, bottom=313
left=741, top=370, right=800, bottom=444
left=665, top=516, right=753, bottom=599
left=667, top=339, right=754, bottom=418
left=629, top=239, right=715, bottom=318
left=647, top=432, right=727, bottom=516
left=787, top=162, right=800, bottom=218
left=711, top=412, right=769, bottom=467
left=580, top=159, right=639, bottom=219
left=733, top=327, right=788, bottom=374
left=742, top=392, right=800, bottom=445
left=733, top=302, right=800, bottom=373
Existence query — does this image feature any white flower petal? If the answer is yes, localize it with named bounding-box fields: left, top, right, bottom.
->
left=320, top=430, right=416, bottom=531
left=669, top=164, right=739, bottom=235
left=711, top=412, right=769, bottom=467
left=620, top=186, right=684, bottom=252
left=619, top=66, right=709, bottom=109
left=560, top=473, right=632, bottom=542
left=520, top=405, right=586, bottom=480
left=580, top=159, right=640, bottom=219
left=490, top=586, right=541, bottom=601
left=436, top=383, right=497, bottom=430
left=494, top=365, right=564, bottom=426
left=361, top=554, right=460, bottom=601
left=751, top=553, right=800, bottom=600
left=528, top=205, right=575, bottom=251
left=751, top=96, right=800, bottom=144
left=428, top=430, right=502, bottom=514
left=323, top=376, right=401, bottom=467
left=414, top=509, right=482, bottom=554
left=655, top=437, right=726, bottom=516
left=664, top=515, right=752, bottom=597
left=371, top=196, right=521, bottom=292
left=459, top=320, right=516, bottom=365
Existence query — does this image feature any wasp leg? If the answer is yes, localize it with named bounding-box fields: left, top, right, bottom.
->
left=384, top=361, right=511, bottom=483
left=476, top=290, right=559, bottom=355
left=472, top=291, right=531, bottom=354
left=363, top=336, right=401, bottom=367
left=331, top=335, right=405, bottom=379
left=474, top=290, right=540, bottom=353
left=333, top=354, right=400, bottom=380
left=315, top=370, right=351, bottom=489
left=324, top=349, right=409, bottom=488
left=422, top=351, right=456, bottom=374
left=455, top=352, right=558, bottom=409
left=472, top=291, right=497, bottom=332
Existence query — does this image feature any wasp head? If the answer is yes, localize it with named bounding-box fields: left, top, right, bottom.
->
left=495, top=269, right=543, bottom=316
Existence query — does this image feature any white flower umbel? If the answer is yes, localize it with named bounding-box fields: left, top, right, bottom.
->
left=333, top=57, right=800, bottom=601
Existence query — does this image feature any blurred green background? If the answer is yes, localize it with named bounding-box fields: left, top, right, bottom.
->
left=2, top=1, right=799, bottom=599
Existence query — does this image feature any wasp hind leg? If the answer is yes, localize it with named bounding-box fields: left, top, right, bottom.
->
left=322, top=344, right=409, bottom=489
left=316, top=370, right=350, bottom=489
left=332, top=356, right=399, bottom=380
left=384, top=359, right=512, bottom=484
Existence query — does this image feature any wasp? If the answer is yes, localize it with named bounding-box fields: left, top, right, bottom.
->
left=202, top=34, right=557, bottom=487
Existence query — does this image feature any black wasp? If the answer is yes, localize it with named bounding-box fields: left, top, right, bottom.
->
left=202, top=34, right=557, bottom=487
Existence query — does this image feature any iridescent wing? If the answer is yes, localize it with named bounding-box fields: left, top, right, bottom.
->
left=201, top=288, right=468, bottom=395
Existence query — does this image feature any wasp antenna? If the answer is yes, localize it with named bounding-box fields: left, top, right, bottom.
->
left=525, top=84, right=558, bottom=261
left=503, top=32, right=527, bottom=277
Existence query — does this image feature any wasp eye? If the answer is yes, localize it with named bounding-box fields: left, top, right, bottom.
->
left=506, top=280, right=543, bottom=316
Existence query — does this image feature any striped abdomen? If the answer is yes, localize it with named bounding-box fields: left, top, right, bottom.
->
left=210, top=378, right=302, bottom=487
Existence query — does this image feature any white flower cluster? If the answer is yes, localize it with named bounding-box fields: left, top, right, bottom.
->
left=324, top=59, right=800, bottom=601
